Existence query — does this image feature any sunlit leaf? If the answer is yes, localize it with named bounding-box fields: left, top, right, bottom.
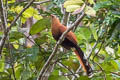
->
left=0, top=56, right=5, bottom=72
left=64, top=0, right=83, bottom=8
left=85, top=6, right=96, bottom=17
left=13, top=44, right=19, bottom=49
left=88, top=0, right=95, bottom=4
left=8, top=0, right=15, bottom=4
left=66, top=5, right=81, bottom=12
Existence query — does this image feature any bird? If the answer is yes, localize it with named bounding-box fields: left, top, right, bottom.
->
left=51, top=14, right=92, bottom=76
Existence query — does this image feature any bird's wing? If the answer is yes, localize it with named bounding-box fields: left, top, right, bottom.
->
left=59, top=25, right=78, bottom=45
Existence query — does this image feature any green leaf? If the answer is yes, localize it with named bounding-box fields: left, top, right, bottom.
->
left=77, top=76, right=90, bottom=80
left=91, top=27, right=98, bottom=41
left=76, top=27, right=92, bottom=41
left=64, top=0, right=83, bottom=8
left=21, top=70, right=32, bottom=80
left=13, top=44, right=19, bottom=49
left=8, top=0, right=15, bottom=3
left=85, top=6, right=96, bottom=17
left=34, top=34, right=48, bottom=45
left=26, top=46, right=39, bottom=62
left=88, top=0, right=95, bottom=4
left=9, top=31, right=24, bottom=42
left=29, top=18, right=50, bottom=35
left=101, top=60, right=119, bottom=72
left=15, top=64, right=23, bottom=79
left=0, top=55, right=5, bottom=72
left=48, top=75, right=69, bottom=80
left=66, top=5, right=81, bottom=12
left=94, top=1, right=112, bottom=11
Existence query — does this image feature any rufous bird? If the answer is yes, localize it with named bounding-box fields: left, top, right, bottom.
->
left=51, top=14, right=92, bottom=76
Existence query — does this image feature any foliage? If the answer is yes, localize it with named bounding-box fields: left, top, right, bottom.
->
left=0, top=0, right=120, bottom=80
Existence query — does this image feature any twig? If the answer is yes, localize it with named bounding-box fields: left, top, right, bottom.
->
left=87, top=40, right=99, bottom=60
left=58, top=62, right=77, bottom=78
left=72, top=66, right=81, bottom=80
left=111, top=72, right=120, bottom=76
left=8, top=41, right=16, bottom=80
left=0, top=0, right=35, bottom=56
left=93, top=61, right=106, bottom=80
left=32, top=0, right=51, bottom=5
left=37, top=12, right=85, bottom=80
left=24, top=0, right=51, bottom=5
left=93, top=40, right=104, bottom=60
left=64, top=70, right=82, bottom=76
left=11, top=64, right=16, bottom=80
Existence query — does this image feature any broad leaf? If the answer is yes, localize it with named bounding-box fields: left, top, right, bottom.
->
left=85, top=6, right=96, bottom=17
left=64, top=0, right=83, bottom=8
left=29, top=18, right=50, bottom=35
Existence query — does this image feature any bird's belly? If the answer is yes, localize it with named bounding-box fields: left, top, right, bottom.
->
left=61, top=38, right=75, bottom=50
left=52, top=34, right=75, bottom=50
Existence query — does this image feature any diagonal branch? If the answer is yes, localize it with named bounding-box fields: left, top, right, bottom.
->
left=0, top=0, right=8, bottom=57
left=58, top=62, right=77, bottom=78
left=0, top=0, right=7, bottom=33
left=37, top=12, right=85, bottom=80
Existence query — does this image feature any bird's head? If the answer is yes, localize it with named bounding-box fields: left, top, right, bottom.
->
left=50, top=14, right=60, bottom=25
left=50, top=14, right=57, bottom=20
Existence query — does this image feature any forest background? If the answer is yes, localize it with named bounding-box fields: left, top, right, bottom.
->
left=0, top=0, right=120, bottom=80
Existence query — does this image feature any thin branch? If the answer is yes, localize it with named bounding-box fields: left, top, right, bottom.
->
left=58, top=62, right=77, bottom=78
left=11, top=64, right=16, bottom=80
left=72, top=66, right=81, bottom=80
left=87, top=40, right=99, bottom=59
left=111, top=72, right=120, bottom=76
left=37, top=12, right=85, bottom=80
left=63, top=70, right=82, bottom=77
left=93, top=61, right=106, bottom=80
left=32, top=0, right=51, bottom=5
left=93, top=40, right=104, bottom=60
left=0, top=0, right=35, bottom=56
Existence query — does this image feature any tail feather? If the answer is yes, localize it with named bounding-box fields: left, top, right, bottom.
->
left=74, top=45, right=92, bottom=76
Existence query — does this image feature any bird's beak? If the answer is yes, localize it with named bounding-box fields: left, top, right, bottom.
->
left=51, top=14, right=55, bottom=18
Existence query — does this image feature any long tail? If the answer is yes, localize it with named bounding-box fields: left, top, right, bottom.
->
left=74, top=45, right=92, bottom=76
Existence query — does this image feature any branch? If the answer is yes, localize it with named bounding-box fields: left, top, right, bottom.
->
left=32, top=0, right=51, bottom=5
left=37, top=12, right=85, bottom=80
left=0, top=0, right=7, bottom=57
left=93, top=40, right=104, bottom=60
left=72, top=66, right=81, bottom=80
left=87, top=40, right=99, bottom=59
left=61, top=5, right=70, bottom=26
left=58, top=62, right=77, bottom=78
left=11, top=64, right=16, bottom=80
left=111, top=72, right=120, bottom=76
left=0, top=0, right=35, bottom=56
left=0, top=0, right=7, bottom=33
